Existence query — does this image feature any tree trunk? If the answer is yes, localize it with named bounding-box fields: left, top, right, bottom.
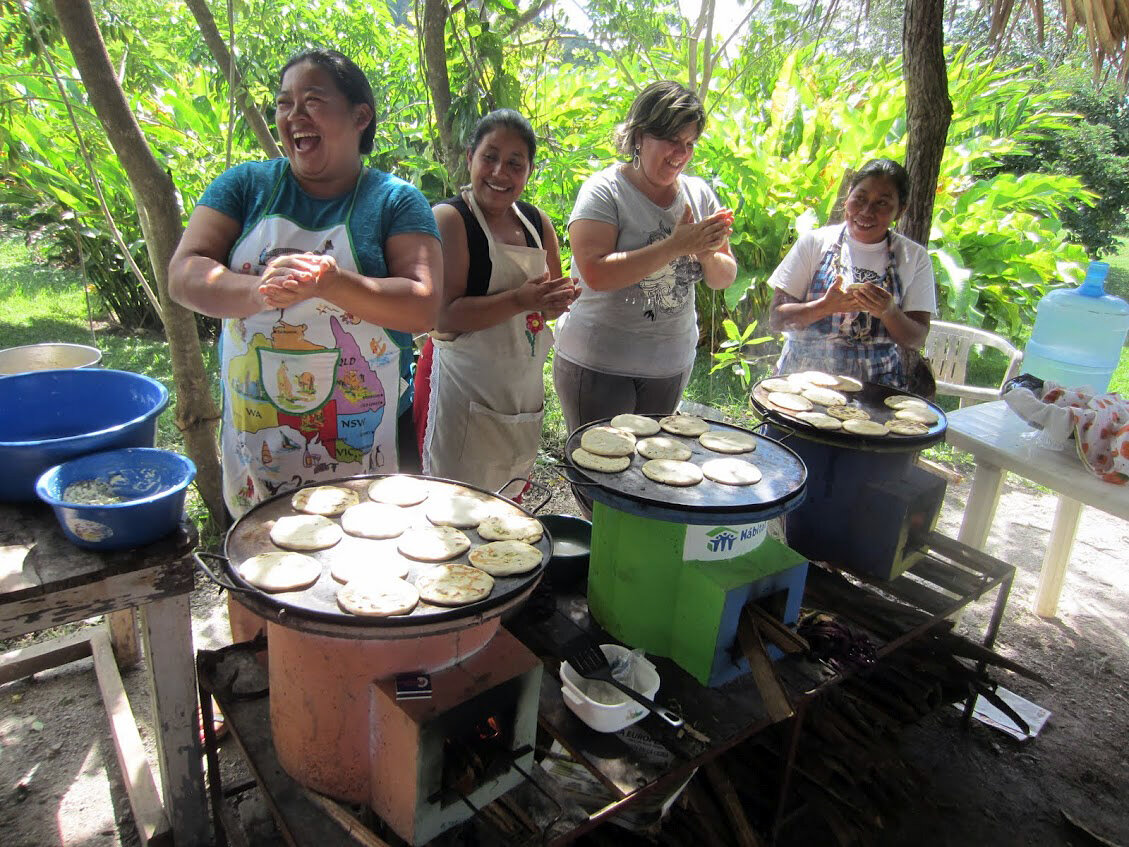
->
left=184, top=0, right=282, bottom=159
left=52, top=0, right=227, bottom=530
left=422, top=0, right=460, bottom=190
left=900, top=0, right=951, bottom=247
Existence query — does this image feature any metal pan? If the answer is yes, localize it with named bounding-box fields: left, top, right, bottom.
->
left=561, top=416, right=807, bottom=522
left=196, top=474, right=551, bottom=631
left=750, top=378, right=947, bottom=452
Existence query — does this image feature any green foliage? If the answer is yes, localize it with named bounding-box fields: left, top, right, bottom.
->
left=998, top=66, right=1129, bottom=258
left=0, top=0, right=1112, bottom=362
left=708, top=317, right=774, bottom=389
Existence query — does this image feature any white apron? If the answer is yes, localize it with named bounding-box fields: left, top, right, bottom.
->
left=424, top=189, right=551, bottom=491
left=219, top=167, right=403, bottom=517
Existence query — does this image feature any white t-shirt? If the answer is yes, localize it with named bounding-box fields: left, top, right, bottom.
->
left=768, top=225, right=937, bottom=315
left=554, top=164, right=721, bottom=378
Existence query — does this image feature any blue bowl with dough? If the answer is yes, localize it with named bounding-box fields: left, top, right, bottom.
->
left=35, top=448, right=196, bottom=551
left=0, top=368, right=169, bottom=501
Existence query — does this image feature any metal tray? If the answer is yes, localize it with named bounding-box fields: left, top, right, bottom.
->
left=205, top=474, right=550, bottom=629
left=562, top=416, right=807, bottom=522
left=750, top=378, right=948, bottom=452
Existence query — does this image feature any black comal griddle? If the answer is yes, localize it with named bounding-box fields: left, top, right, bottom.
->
left=750, top=378, right=947, bottom=452
left=563, top=416, right=807, bottom=525
left=197, top=475, right=549, bottom=632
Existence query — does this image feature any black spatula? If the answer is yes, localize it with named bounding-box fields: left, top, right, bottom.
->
left=563, top=638, right=683, bottom=728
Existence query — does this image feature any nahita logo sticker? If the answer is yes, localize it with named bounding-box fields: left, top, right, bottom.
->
left=685, top=521, right=767, bottom=561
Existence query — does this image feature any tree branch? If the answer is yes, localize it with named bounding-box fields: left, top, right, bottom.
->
left=184, top=0, right=281, bottom=159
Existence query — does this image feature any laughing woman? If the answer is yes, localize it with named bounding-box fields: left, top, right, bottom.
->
left=169, top=48, right=442, bottom=517
left=552, top=81, right=736, bottom=440
left=418, top=110, right=577, bottom=493
left=767, top=158, right=934, bottom=389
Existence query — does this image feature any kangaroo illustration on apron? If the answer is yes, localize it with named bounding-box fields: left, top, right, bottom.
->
left=219, top=166, right=403, bottom=517
left=424, top=188, right=551, bottom=492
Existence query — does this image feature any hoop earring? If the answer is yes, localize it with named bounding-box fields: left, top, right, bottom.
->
left=632, top=146, right=641, bottom=170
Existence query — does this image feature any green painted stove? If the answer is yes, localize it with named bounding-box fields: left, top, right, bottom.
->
left=569, top=421, right=810, bottom=687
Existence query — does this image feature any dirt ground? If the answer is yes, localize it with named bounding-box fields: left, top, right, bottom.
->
left=1, top=460, right=1127, bottom=847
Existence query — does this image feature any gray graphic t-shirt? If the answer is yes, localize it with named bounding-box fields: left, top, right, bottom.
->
left=555, top=164, right=721, bottom=378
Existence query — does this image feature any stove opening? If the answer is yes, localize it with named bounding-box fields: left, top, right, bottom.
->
left=754, top=588, right=788, bottom=623
left=435, top=678, right=522, bottom=807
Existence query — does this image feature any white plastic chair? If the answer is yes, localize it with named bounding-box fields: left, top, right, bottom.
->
left=924, top=320, right=1023, bottom=407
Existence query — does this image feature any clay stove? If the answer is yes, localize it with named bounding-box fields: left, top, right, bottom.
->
left=210, top=475, right=551, bottom=845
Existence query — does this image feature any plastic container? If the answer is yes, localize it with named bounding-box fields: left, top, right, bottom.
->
left=0, top=368, right=170, bottom=501
left=1023, top=262, right=1129, bottom=392
left=559, top=644, right=660, bottom=733
left=35, top=447, right=196, bottom=550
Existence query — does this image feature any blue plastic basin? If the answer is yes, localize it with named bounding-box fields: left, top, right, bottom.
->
left=36, top=448, right=196, bottom=551
left=0, top=369, right=170, bottom=501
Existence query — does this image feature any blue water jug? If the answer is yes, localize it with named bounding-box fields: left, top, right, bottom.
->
left=1023, top=261, right=1129, bottom=392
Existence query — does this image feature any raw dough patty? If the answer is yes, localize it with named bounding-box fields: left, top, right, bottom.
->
left=238, top=552, right=322, bottom=592
left=290, top=485, right=359, bottom=517
left=269, top=514, right=343, bottom=551
left=701, top=458, right=762, bottom=485
left=641, top=459, right=704, bottom=487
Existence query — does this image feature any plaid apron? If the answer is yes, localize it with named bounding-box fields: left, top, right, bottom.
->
left=776, top=226, right=906, bottom=389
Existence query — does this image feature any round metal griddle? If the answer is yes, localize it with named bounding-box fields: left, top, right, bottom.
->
left=750, top=378, right=948, bottom=452
left=214, top=475, right=550, bottom=631
left=563, top=417, right=807, bottom=524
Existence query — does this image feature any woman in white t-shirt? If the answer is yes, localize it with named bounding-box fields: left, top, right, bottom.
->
left=768, top=159, right=936, bottom=389
left=552, top=81, right=737, bottom=439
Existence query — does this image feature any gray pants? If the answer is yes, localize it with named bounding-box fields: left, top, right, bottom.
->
left=552, top=355, right=692, bottom=514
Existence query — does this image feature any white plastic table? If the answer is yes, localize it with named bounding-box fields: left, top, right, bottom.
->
left=945, top=400, right=1129, bottom=617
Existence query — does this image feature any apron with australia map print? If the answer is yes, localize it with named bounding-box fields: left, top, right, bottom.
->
left=219, top=167, right=402, bottom=517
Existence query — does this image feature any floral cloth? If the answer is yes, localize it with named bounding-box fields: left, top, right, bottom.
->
left=1006, top=381, right=1129, bottom=485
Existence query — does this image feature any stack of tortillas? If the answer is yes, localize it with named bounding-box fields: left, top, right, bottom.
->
left=573, top=424, right=636, bottom=473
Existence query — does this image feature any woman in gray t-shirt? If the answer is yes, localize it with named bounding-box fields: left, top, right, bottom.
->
left=552, top=81, right=736, bottom=441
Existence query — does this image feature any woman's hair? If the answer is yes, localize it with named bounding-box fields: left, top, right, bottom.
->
left=613, top=81, right=705, bottom=158
left=850, top=159, right=910, bottom=207
left=279, top=49, right=376, bottom=155
left=468, top=109, right=537, bottom=162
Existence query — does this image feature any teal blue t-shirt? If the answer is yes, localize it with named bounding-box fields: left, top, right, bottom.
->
left=198, top=159, right=438, bottom=412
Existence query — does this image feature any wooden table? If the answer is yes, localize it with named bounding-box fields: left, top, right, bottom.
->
left=945, top=400, right=1129, bottom=617
left=0, top=501, right=209, bottom=847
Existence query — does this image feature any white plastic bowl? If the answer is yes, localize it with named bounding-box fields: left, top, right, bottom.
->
left=559, top=644, right=660, bottom=733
